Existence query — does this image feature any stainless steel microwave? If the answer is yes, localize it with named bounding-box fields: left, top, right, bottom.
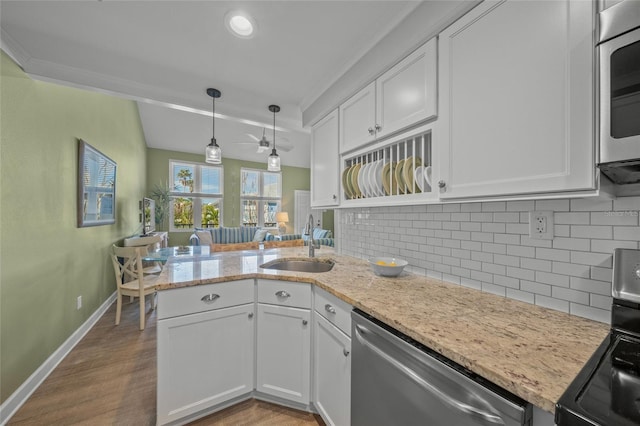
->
left=598, top=0, right=640, bottom=185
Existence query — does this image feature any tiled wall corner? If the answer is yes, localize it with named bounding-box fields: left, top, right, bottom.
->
left=337, top=196, right=640, bottom=324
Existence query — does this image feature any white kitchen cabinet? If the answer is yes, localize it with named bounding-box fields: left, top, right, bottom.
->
left=340, top=82, right=377, bottom=153
left=313, top=312, right=351, bottom=426
left=311, top=109, right=340, bottom=208
left=340, top=39, right=437, bottom=154
left=256, top=303, right=311, bottom=405
left=438, top=0, right=595, bottom=199
left=157, top=303, right=255, bottom=425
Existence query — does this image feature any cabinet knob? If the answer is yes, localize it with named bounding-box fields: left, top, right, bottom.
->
left=275, top=290, right=290, bottom=298
left=248, top=312, right=254, bottom=319
left=343, top=348, right=350, bottom=357
left=332, top=194, right=337, bottom=200
left=200, top=293, right=220, bottom=304
left=302, top=319, right=308, bottom=326
left=325, top=304, right=336, bottom=314
left=368, top=127, right=375, bottom=135
left=375, top=124, right=382, bottom=132
left=438, top=180, right=446, bottom=189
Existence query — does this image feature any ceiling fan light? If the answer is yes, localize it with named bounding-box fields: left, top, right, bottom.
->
left=206, top=140, right=222, bottom=164
left=268, top=149, right=280, bottom=172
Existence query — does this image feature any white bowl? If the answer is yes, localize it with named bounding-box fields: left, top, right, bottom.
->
left=368, top=257, right=408, bottom=277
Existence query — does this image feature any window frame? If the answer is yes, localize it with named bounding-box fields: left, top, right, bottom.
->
left=239, top=168, right=282, bottom=228
left=168, top=160, right=224, bottom=232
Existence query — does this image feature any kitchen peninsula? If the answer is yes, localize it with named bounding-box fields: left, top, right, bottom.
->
left=154, top=246, right=608, bottom=424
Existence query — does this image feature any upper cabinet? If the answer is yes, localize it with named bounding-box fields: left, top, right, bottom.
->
left=311, top=109, right=340, bottom=208
left=340, top=39, right=437, bottom=154
left=437, top=0, right=595, bottom=199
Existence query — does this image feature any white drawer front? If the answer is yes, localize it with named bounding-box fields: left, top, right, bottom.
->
left=257, top=279, right=311, bottom=309
left=314, top=286, right=352, bottom=337
left=158, top=279, right=254, bottom=320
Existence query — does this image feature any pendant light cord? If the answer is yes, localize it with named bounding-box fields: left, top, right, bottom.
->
left=212, top=96, right=215, bottom=142
left=272, top=110, right=276, bottom=151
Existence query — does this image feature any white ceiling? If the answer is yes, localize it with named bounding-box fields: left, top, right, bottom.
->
left=0, top=0, right=420, bottom=168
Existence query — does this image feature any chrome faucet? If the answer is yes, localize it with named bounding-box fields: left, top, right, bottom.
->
left=304, top=214, right=319, bottom=257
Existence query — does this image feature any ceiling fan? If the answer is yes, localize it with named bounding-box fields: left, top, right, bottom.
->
left=237, top=128, right=294, bottom=153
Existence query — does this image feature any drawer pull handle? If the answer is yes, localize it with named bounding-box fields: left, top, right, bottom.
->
left=275, top=290, right=291, bottom=298
left=201, top=293, right=220, bottom=304
left=325, top=304, right=336, bottom=314
left=343, top=348, right=350, bottom=357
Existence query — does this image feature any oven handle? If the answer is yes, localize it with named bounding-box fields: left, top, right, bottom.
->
left=354, top=324, right=505, bottom=425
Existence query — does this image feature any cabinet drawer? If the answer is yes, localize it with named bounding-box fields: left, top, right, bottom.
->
left=157, top=279, right=254, bottom=320
left=314, top=286, right=352, bottom=337
left=258, top=279, right=311, bottom=309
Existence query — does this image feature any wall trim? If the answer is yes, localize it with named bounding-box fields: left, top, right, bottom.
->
left=0, top=292, right=117, bottom=425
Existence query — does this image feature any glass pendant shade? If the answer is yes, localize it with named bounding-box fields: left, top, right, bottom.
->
left=267, top=104, right=281, bottom=171
left=205, top=88, right=222, bottom=163
left=268, top=149, right=280, bottom=171
left=206, top=139, right=222, bottom=164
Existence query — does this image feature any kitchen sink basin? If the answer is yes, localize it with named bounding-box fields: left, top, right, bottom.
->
left=260, top=258, right=335, bottom=273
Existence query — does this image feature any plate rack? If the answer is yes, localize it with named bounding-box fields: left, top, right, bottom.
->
left=342, top=129, right=433, bottom=201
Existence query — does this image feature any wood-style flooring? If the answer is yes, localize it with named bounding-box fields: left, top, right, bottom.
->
left=9, top=298, right=324, bottom=426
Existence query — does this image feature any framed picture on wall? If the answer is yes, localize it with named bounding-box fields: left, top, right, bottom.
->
left=77, top=138, right=117, bottom=227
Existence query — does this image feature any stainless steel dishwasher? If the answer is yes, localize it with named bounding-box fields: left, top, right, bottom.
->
left=352, top=309, right=532, bottom=426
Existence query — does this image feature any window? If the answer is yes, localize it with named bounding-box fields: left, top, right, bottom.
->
left=240, top=168, right=281, bottom=228
left=169, top=161, right=223, bottom=231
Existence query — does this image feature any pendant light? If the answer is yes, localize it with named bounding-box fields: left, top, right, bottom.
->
left=267, top=104, right=281, bottom=171
left=205, top=88, right=222, bottom=164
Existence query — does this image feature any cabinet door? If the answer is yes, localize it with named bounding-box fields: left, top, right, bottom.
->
left=256, top=303, right=311, bottom=404
left=157, top=303, right=255, bottom=425
left=376, top=38, right=437, bottom=140
left=311, top=109, right=339, bottom=207
left=339, top=81, right=376, bottom=153
left=438, top=0, right=594, bottom=199
left=314, top=312, right=351, bottom=426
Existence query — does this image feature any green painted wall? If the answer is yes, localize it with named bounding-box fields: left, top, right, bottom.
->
left=0, top=51, right=148, bottom=403
left=146, top=148, right=334, bottom=246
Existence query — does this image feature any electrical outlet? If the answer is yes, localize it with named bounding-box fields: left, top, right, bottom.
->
left=76, top=296, right=82, bottom=310
left=529, top=211, right=554, bottom=240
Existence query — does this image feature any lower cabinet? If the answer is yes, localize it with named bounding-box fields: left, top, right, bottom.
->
left=314, top=312, right=351, bottom=426
left=256, top=303, right=312, bottom=405
left=157, top=303, right=255, bottom=425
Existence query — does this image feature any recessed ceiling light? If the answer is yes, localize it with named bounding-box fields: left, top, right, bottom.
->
left=225, top=11, right=256, bottom=39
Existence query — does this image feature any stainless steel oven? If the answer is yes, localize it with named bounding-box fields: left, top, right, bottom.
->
left=598, top=0, right=640, bottom=184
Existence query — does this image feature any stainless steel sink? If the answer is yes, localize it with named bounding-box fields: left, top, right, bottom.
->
left=260, top=258, right=335, bottom=273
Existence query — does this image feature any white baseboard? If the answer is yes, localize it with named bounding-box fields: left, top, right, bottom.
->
left=0, top=292, right=117, bottom=425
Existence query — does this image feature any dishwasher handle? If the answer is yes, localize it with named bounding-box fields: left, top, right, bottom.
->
left=354, top=324, right=506, bottom=425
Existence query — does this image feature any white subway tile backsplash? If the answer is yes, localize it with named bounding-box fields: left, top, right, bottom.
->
left=571, top=225, right=613, bottom=239
left=552, top=238, right=590, bottom=252
left=552, top=287, right=589, bottom=305
left=555, top=212, right=590, bottom=225
left=552, top=261, right=590, bottom=278
left=613, top=226, right=640, bottom=242
left=506, top=288, right=535, bottom=304
left=536, top=199, right=570, bottom=211
left=591, top=239, right=637, bottom=254
left=521, top=258, right=552, bottom=272
left=522, top=280, right=552, bottom=296
left=338, top=196, right=635, bottom=326
left=535, top=295, right=569, bottom=312
left=482, top=282, right=506, bottom=296
left=591, top=211, right=638, bottom=226
left=493, top=212, right=520, bottom=223
left=570, top=303, right=610, bottom=323
left=536, top=247, right=571, bottom=262
left=612, top=196, right=640, bottom=212
left=570, top=198, right=613, bottom=212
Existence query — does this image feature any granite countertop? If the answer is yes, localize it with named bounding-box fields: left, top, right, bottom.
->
left=154, top=246, right=610, bottom=413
